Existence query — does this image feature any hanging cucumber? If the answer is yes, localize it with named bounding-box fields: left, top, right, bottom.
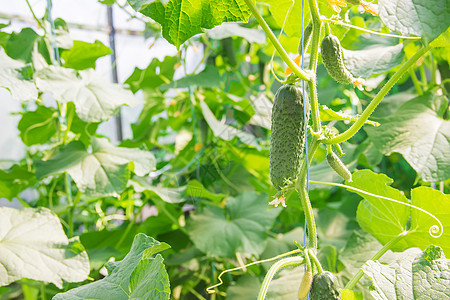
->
left=320, top=34, right=364, bottom=89
left=298, top=270, right=313, bottom=299
left=270, top=85, right=310, bottom=190
left=327, top=150, right=352, bottom=182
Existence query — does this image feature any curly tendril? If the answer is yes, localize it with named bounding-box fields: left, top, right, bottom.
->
left=309, top=180, right=443, bottom=238
left=206, top=249, right=303, bottom=294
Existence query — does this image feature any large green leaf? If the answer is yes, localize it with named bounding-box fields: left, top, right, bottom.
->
left=129, top=0, right=250, bottom=48
left=35, top=66, right=141, bottom=122
left=366, top=93, right=450, bottom=182
left=350, top=170, right=410, bottom=248
left=62, top=40, right=112, bottom=70
left=53, top=233, right=171, bottom=300
left=0, top=48, right=38, bottom=101
left=379, top=0, right=450, bottom=44
left=343, top=44, right=404, bottom=78
left=412, top=245, right=450, bottom=299
left=350, top=170, right=450, bottom=256
left=17, top=106, right=59, bottom=146
left=361, top=245, right=450, bottom=300
left=36, top=138, right=156, bottom=196
left=0, top=207, right=89, bottom=288
left=186, top=191, right=280, bottom=257
left=0, top=165, right=35, bottom=200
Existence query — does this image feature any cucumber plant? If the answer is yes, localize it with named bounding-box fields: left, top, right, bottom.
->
left=0, top=0, right=448, bottom=299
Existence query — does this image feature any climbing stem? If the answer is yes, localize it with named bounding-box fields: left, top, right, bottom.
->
left=243, top=0, right=311, bottom=81
left=257, top=256, right=305, bottom=300
left=345, top=231, right=408, bottom=290
left=323, top=45, right=432, bottom=144
left=296, top=185, right=317, bottom=249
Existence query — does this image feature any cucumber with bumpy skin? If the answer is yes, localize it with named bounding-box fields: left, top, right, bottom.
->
left=327, top=151, right=352, bottom=182
left=310, top=271, right=341, bottom=300
left=321, top=34, right=354, bottom=85
left=270, top=85, right=310, bottom=190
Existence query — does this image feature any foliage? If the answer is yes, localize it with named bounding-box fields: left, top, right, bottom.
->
left=0, top=0, right=449, bottom=299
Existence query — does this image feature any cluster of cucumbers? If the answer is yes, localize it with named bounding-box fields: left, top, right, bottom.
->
left=270, top=27, right=353, bottom=191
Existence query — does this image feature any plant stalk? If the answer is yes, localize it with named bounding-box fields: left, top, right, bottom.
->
left=243, top=0, right=311, bottom=81
left=257, top=256, right=305, bottom=300
left=345, top=231, right=408, bottom=290
left=324, top=45, right=432, bottom=144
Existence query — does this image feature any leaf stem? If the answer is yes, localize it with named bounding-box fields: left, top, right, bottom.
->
left=323, top=45, right=432, bottom=144
left=408, top=68, right=423, bottom=95
left=296, top=185, right=317, bottom=250
left=243, top=0, right=311, bottom=81
left=257, top=256, right=305, bottom=300
left=344, top=231, right=408, bottom=290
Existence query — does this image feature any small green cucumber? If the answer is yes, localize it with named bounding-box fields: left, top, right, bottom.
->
left=327, top=151, right=352, bottom=182
left=298, top=23, right=313, bottom=56
left=270, top=85, right=310, bottom=190
left=320, top=34, right=354, bottom=85
left=298, top=270, right=313, bottom=299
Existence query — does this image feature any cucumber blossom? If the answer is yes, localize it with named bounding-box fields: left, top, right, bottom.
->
left=298, top=271, right=313, bottom=299
left=327, top=151, right=352, bottom=182
left=320, top=34, right=354, bottom=85
left=270, top=85, right=310, bottom=190
left=310, top=271, right=341, bottom=300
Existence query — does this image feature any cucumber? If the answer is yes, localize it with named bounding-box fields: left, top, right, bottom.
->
left=310, top=271, right=341, bottom=300
left=320, top=34, right=354, bottom=85
left=270, top=85, right=310, bottom=190
left=298, top=23, right=313, bottom=56
left=298, top=271, right=313, bottom=299
left=327, top=151, right=352, bottom=182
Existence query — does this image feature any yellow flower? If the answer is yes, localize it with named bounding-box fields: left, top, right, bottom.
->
left=361, top=1, right=378, bottom=16
left=327, top=0, right=347, bottom=13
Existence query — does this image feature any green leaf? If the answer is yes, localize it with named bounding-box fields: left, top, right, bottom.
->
left=350, top=170, right=410, bottom=248
left=341, top=289, right=363, bottom=300
left=404, top=187, right=450, bottom=257
left=186, top=191, right=279, bottom=257
left=160, top=66, right=221, bottom=90
left=130, top=177, right=186, bottom=203
left=366, top=92, right=450, bottom=182
left=350, top=171, right=450, bottom=256
left=125, top=56, right=178, bottom=92
left=0, top=207, right=89, bottom=288
left=186, top=179, right=224, bottom=202
left=430, top=27, right=450, bottom=48
left=17, top=106, right=59, bottom=146
left=36, top=138, right=156, bottom=196
left=0, top=165, right=35, bottom=200
left=226, top=276, right=261, bottom=300
left=62, top=40, right=112, bottom=70
left=262, top=0, right=310, bottom=38
left=361, top=248, right=423, bottom=300
left=412, top=245, right=450, bottom=299
left=0, top=48, right=38, bottom=101
left=35, top=66, right=141, bottom=122
left=53, top=233, right=171, bottom=300
left=343, top=44, right=404, bottom=78
left=200, top=101, right=259, bottom=148
left=378, top=0, right=450, bottom=44
left=361, top=245, right=450, bottom=300
left=5, top=28, right=43, bottom=63
left=129, top=0, right=251, bottom=48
